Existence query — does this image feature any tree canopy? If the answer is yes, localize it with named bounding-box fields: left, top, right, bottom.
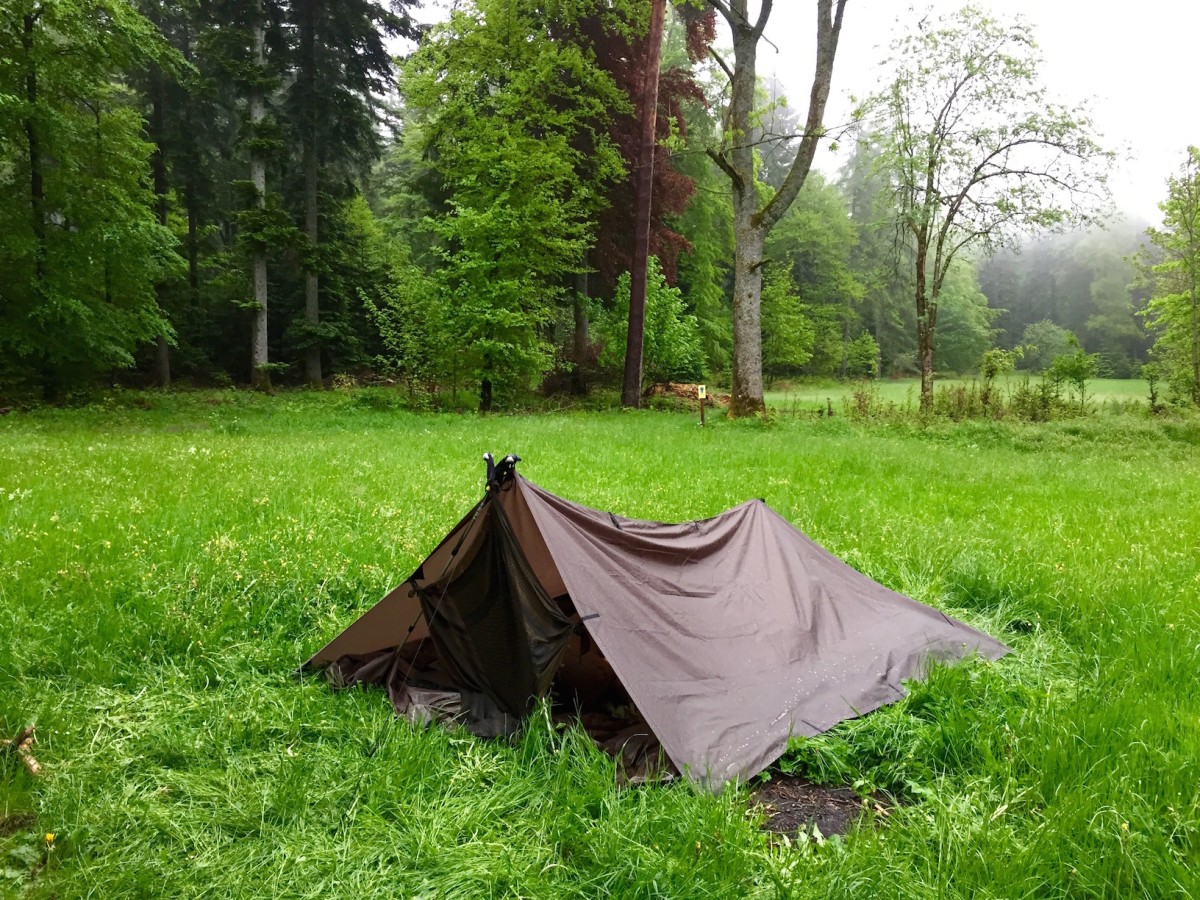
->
left=0, top=1, right=1174, bottom=411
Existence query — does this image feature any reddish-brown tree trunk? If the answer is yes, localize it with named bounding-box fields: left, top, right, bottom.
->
left=621, top=0, right=667, bottom=408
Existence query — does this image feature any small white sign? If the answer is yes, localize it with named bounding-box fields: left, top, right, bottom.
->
left=697, top=385, right=707, bottom=400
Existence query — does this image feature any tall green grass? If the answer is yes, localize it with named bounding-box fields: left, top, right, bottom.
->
left=765, top=375, right=1152, bottom=413
left=2, top=391, right=1198, bottom=897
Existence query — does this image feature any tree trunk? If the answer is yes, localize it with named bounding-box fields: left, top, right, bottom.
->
left=725, top=11, right=765, bottom=418
left=186, top=173, right=199, bottom=303
left=155, top=336, right=171, bottom=388
left=918, top=314, right=934, bottom=412
left=182, top=23, right=199, bottom=311
left=248, top=10, right=270, bottom=392
left=39, top=359, right=60, bottom=404
left=571, top=261, right=589, bottom=395
left=301, top=4, right=322, bottom=387
left=621, top=0, right=666, bottom=408
left=873, top=293, right=884, bottom=378
left=914, top=234, right=936, bottom=412
left=304, top=139, right=321, bottom=386
left=22, top=14, right=45, bottom=285
left=151, top=79, right=171, bottom=389
left=838, top=299, right=850, bottom=379
left=479, top=377, right=493, bottom=413
left=730, top=222, right=766, bottom=415
left=1190, top=275, right=1199, bottom=405
left=708, top=0, right=846, bottom=417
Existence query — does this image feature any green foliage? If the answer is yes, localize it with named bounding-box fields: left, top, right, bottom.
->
left=1140, top=146, right=1200, bottom=405
left=981, top=222, right=1151, bottom=379
left=598, top=258, right=705, bottom=387
left=0, top=0, right=1160, bottom=415
left=979, top=347, right=1022, bottom=382
left=279, top=0, right=414, bottom=373
left=400, top=0, right=630, bottom=402
left=765, top=177, right=862, bottom=306
left=1142, top=362, right=1164, bottom=413
left=364, top=264, right=447, bottom=402
left=979, top=346, right=1023, bottom=409
left=839, top=134, right=915, bottom=376
left=1019, top=320, right=1078, bottom=372
left=760, top=268, right=816, bottom=379
left=279, top=195, right=403, bottom=369
left=934, top=262, right=1000, bottom=374
left=844, top=333, right=880, bottom=379
left=1048, top=347, right=1100, bottom=411
left=763, top=175, right=866, bottom=378
left=670, top=86, right=734, bottom=377
left=234, top=189, right=298, bottom=252
left=0, top=0, right=179, bottom=395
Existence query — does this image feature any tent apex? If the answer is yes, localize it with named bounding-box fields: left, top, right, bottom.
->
left=484, top=452, right=521, bottom=490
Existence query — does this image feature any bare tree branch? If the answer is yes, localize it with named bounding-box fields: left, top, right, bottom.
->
left=753, top=0, right=773, bottom=38
left=708, top=47, right=734, bottom=82
left=706, top=147, right=743, bottom=190
left=757, top=0, right=847, bottom=232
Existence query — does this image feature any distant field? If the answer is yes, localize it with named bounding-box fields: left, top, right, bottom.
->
left=2, top=392, right=1198, bottom=897
left=766, top=376, right=1149, bottom=412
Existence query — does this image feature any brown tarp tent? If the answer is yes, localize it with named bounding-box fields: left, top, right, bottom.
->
left=304, top=454, right=1009, bottom=787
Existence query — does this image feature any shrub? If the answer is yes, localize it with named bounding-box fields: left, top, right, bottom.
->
left=979, top=346, right=1023, bottom=409
left=597, top=258, right=705, bottom=388
left=1048, top=349, right=1100, bottom=412
left=1019, top=320, right=1077, bottom=372
left=846, top=333, right=881, bottom=378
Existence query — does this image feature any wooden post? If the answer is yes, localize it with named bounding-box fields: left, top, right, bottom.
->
left=698, top=384, right=706, bottom=427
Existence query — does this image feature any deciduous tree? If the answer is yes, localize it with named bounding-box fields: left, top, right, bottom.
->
left=401, top=0, right=628, bottom=410
left=0, top=0, right=177, bottom=398
left=700, top=0, right=848, bottom=416
left=867, top=6, right=1111, bottom=410
left=599, top=258, right=705, bottom=388
left=1141, top=147, right=1200, bottom=404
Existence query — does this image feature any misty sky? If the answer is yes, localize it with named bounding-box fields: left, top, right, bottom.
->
left=746, top=1, right=1199, bottom=224
left=411, top=1, right=1198, bottom=225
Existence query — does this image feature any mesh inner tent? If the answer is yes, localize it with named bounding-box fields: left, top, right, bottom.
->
left=417, top=500, right=574, bottom=718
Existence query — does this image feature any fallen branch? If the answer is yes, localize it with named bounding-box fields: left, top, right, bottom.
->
left=2, top=725, right=42, bottom=777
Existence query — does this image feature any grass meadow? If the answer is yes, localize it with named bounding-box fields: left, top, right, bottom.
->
left=2, top=390, right=1199, bottom=897
left=764, top=376, right=1150, bottom=414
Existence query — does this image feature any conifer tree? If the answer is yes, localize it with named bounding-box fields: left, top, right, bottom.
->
left=284, top=0, right=417, bottom=386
